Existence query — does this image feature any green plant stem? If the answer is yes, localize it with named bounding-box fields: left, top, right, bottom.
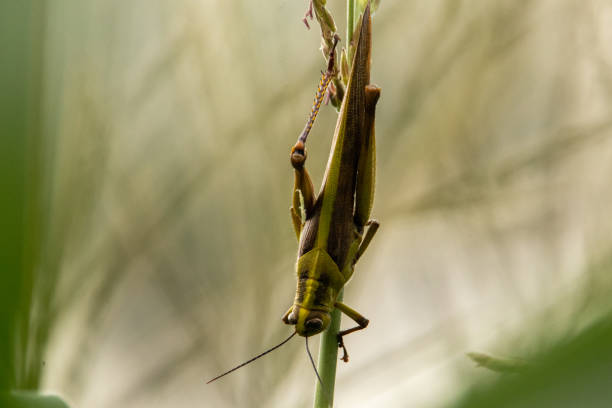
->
left=313, top=289, right=343, bottom=408
left=347, top=0, right=355, bottom=45
left=313, top=2, right=356, bottom=407
left=347, top=0, right=356, bottom=63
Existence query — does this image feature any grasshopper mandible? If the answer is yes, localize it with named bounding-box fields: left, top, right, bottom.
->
left=208, top=3, right=379, bottom=384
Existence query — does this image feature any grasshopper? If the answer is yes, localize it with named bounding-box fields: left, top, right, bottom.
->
left=283, top=3, right=379, bottom=361
left=208, top=3, right=379, bottom=384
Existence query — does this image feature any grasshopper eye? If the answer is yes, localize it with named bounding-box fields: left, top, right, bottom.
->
left=305, top=318, right=323, bottom=331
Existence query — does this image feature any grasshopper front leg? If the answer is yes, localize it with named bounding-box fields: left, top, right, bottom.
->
left=281, top=305, right=296, bottom=325
left=334, top=301, right=370, bottom=362
left=355, top=219, right=379, bottom=263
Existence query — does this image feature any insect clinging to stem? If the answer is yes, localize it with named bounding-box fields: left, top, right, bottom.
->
left=208, top=2, right=380, bottom=386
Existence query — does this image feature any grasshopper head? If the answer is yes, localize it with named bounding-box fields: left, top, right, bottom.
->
left=289, top=307, right=331, bottom=337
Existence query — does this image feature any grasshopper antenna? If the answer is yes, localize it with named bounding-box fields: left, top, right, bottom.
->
left=305, top=336, right=324, bottom=388
left=206, top=331, right=297, bottom=384
left=306, top=336, right=332, bottom=406
left=297, top=34, right=340, bottom=146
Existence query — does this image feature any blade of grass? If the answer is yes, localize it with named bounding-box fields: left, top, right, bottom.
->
left=347, top=0, right=356, bottom=45
left=347, top=0, right=356, bottom=62
left=313, top=1, right=361, bottom=407
left=313, top=289, right=343, bottom=408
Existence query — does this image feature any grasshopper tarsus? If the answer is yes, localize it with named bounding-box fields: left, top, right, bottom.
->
left=326, top=35, right=340, bottom=73
left=338, top=336, right=350, bottom=363
left=302, top=0, right=314, bottom=29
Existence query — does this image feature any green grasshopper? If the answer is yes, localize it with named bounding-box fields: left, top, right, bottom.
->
left=208, top=3, right=379, bottom=384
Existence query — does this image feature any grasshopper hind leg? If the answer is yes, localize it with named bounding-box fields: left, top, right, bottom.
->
left=288, top=37, right=340, bottom=239
left=354, top=85, right=381, bottom=228
left=290, top=141, right=315, bottom=239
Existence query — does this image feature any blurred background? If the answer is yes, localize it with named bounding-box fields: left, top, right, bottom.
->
left=3, top=0, right=612, bottom=407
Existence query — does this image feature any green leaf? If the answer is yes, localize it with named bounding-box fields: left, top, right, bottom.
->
left=1, top=392, right=70, bottom=408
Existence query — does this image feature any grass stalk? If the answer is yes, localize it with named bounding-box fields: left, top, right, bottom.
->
left=347, top=0, right=356, bottom=62
left=313, top=1, right=358, bottom=407
left=313, top=289, right=343, bottom=408
left=347, top=0, right=356, bottom=45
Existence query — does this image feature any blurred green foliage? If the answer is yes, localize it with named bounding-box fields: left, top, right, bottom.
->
left=0, top=0, right=43, bottom=391
left=454, top=312, right=612, bottom=408
left=1, top=392, right=70, bottom=408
